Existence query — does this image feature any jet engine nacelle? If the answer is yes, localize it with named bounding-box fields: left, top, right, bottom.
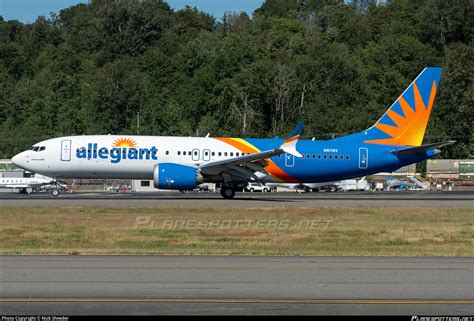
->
left=153, top=163, right=203, bottom=190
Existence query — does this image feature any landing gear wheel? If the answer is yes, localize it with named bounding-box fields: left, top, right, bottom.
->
left=51, top=189, right=60, bottom=197
left=220, top=186, right=235, bottom=199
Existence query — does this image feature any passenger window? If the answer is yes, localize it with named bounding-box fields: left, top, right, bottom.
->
left=323, top=155, right=327, bottom=159
left=230, top=152, right=233, bottom=157
left=318, top=155, right=321, bottom=159
left=346, top=155, right=350, bottom=160
left=224, top=152, right=228, bottom=156
left=166, top=151, right=169, bottom=155
left=212, top=152, right=215, bottom=156
left=335, top=155, right=338, bottom=159
left=329, top=155, right=333, bottom=159
left=218, top=152, right=222, bottom=157
left=177, top=151, right=181, bottom=156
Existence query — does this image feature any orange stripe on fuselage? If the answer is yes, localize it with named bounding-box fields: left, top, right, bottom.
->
left=214, top=138, right=300, bottom=183
left=215, top=138, right=258, bottom=154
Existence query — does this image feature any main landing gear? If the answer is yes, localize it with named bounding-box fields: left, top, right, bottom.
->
left=220, top=186, right=235, bottom=199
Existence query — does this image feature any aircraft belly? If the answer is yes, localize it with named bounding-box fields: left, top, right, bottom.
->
left=71, top=160, right=154, bottom=180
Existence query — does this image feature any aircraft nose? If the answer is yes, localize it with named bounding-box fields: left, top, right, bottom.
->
left=11, top=154, right=20, bottom=166
left=11, top=151, right=27, bottom=168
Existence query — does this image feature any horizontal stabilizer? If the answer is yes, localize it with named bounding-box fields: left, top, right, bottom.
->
left=390, top=141, right=455, bottom=156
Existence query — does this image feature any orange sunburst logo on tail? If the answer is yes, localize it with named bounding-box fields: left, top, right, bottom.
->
left=364, top=81, right=437, bottom=147
left=112, top=137, right=137, bottom=148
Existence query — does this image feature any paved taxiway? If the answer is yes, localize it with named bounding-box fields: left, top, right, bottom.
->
left=0, top=190, right=473, bottom=207
left=1, top=256, right=473, bottom=315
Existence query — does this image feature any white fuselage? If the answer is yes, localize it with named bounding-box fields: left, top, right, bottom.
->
left=11, top=135, right=265, bottom=181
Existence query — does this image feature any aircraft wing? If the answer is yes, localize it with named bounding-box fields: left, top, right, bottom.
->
left=199, top=121, right=304, bottom=180
left=199, top=148, right=283, bottom=177
left=390, top=141, right=455, bottom=156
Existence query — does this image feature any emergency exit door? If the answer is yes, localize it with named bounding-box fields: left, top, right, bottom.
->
left=285, top=153, right=295, bottom=167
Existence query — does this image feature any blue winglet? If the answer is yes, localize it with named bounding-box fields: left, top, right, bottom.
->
left=287, top=120, right=305, bottom=140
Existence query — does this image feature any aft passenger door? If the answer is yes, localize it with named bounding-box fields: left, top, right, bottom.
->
left=359, top=147, right=368, bottom=169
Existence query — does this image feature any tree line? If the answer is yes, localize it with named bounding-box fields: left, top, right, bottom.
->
left=0, top=0, right=472, bottom=159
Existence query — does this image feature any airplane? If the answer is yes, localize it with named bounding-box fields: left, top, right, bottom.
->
left=267, top=176, right=369, bottom=193
left=265, top=182, right=340, bottom=193
left=11, top=67, right=454, bottom=198
left=0, top=174, right=54, bottom=194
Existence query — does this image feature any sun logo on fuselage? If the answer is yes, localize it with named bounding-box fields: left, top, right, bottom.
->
left=112, top=137, right=137, bottom=148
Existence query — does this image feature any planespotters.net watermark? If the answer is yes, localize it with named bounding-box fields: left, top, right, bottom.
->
left=134, top=216, right=333, bottom=231
left=412, top=317, right=474, bottom=321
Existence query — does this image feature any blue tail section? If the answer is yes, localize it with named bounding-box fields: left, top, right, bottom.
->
left=363, top=67, right=442, bottom=146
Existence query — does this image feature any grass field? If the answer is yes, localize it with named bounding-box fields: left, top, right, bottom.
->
left=0, top=206, right=472, bottom=256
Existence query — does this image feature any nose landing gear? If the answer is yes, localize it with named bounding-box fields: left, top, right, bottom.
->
left=48, top=180, right=64, bottom=197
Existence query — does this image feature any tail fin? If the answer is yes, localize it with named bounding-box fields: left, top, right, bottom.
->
left=364, top=67, right=442, bottom=146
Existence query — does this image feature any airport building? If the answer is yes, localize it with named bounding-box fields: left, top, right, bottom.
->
left=427, top=159, right=474, bottom=179
left=0, top=159, right=23, bottom=178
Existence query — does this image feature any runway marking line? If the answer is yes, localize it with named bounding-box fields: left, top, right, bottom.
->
left=1, top=298, right=473, bottom=305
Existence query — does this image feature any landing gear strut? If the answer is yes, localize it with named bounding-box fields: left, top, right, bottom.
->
left=220, top=186, right=235, bottom=199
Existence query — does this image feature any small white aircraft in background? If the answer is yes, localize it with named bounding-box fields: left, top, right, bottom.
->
left=266, top=182, right=340, bottom=193
left=267, top=177, right=370, bottom=192
left=0, top=174, right=57, bottom=194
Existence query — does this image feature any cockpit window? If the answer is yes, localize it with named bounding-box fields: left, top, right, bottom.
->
left=30, top=146, right=45, bottom=152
